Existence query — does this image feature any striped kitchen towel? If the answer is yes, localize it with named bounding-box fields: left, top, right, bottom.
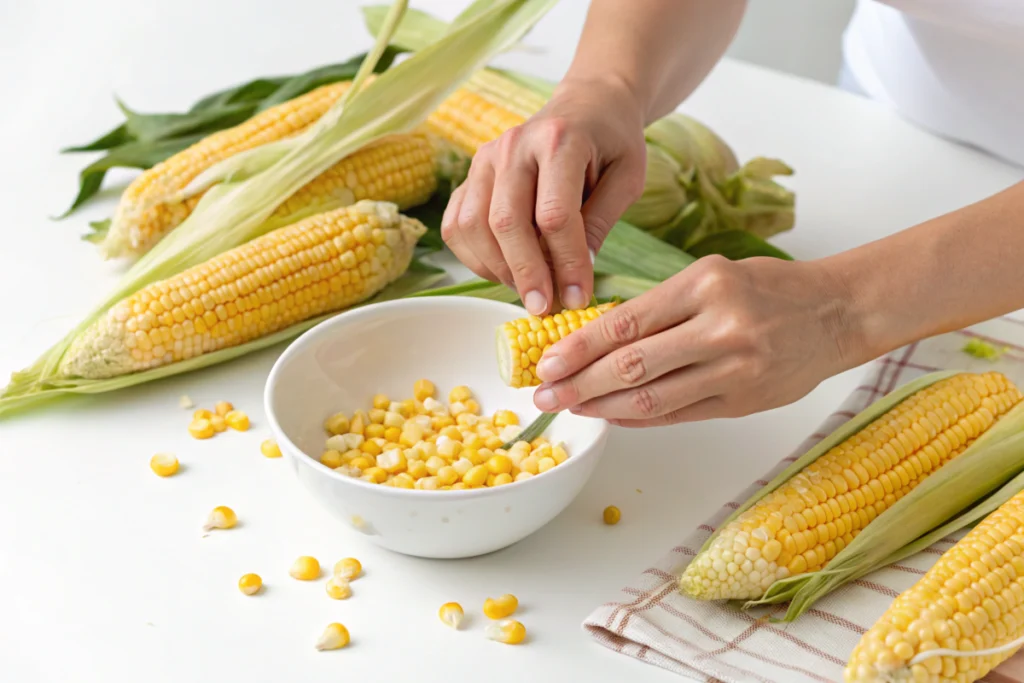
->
left=584, top=316, right=1024, bottom=683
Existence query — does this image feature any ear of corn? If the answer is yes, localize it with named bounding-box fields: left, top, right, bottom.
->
left=59, top=201, right=425, bottom=379
left=845, top=486, right=1024, bottom=682
left=679, top=372, right=1024, bottom=614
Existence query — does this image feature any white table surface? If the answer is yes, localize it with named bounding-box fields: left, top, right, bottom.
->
left=2, top=2, right=1022, bottom=682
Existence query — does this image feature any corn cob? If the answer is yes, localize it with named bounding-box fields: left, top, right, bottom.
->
left=100, top=79, right=438, bottom=259
left=60, top=201, right=425, bottom=379
left=496, top=303, right=618, bottom=388
left=679, top=373, right=1024, bottom=601
left=845, top=487, right=1024, bottom=682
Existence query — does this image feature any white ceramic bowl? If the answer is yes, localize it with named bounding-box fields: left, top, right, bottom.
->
left=264, top=296, right=610, bottom=559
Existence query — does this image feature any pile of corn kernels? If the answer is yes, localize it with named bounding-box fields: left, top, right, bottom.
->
left=319, top=379, right=570, bottom=489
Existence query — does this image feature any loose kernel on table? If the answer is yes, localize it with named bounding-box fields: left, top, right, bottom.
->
left=483, top=594, right=519, bottom=620
left=316, top=623, right=350, bottom=651
left=210, top=415, right=228, bottom=433
left=485, top=619, right=527, bottom=645
left=325, top=575, right=352, bottom=600
left=225, top=410, right=250, bottom=431
left=194, top=408, right=213, bottom=420
left=260, top=439, right=282, bottom=459
left=238, top=573, right=262, bottom=596
left=334, top=557, right=362, bottom=581
left=189, top=419, right=215, bottom=439
left=203, top=506, right=237, bottom=531
left=178, top=395, right=194, bottom=409
left=215, top=401, right=234, bottom=417
left=603, top=506, right=621, bottom=525
left=150, top=453, right=179, bottom=477
left=290, top=556, right=321, bottom=581
left=439, top=602, right=464, bottom=629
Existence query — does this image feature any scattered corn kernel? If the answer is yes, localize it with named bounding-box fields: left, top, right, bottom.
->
left=238, top=573, right=262, bottom=596
left=210, top=415, right=227, bottom=433
left=483, top=594, right=519, bottom=620
left=324, top=413, right=350, bottom=435
left=439, top=602, right=464, bottom=629
left=260, top=439, right=282, bottom=458
left=325, top=575, right=352, bottom=600
left=225, top=410, right=250, bottom=431
left=193, top=408, right=213, bottom=420
left=289, top=556, right=321, bottom=581
left=215, top=401, right=234, bottom=417
left=315, top=623, right=350, bottom=651
left=149, top=453, right=179, bottom=477
left=179, top=395, right=194, bottom=409
left=203, top=506, right=237, bottom=531
left=485, top=619, right=526, bottom=645
left=603, top=505, right=621, bottom=525
left=334, top=557, right=362, bottom=580
left=189, top=418, right=215, bottom=439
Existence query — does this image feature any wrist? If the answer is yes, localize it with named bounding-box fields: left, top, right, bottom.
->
left=553, top=70, right=651, bottom=124
left=805, top=256, right=882, bottom=373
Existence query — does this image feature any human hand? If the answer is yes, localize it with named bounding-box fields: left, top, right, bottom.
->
left=441, top=75, right=647, bottom=316
left=529, top=255, right=859, bottom=426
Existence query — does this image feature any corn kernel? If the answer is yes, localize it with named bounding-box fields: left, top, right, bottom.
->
left=373, top=394, right=390, bottom=410
left=456, top=412, right=479, bottom=427
left=349, top=411, right=366, bottom=435
left=383, top=426, right=402, bottom=442
left=365, top=409, right=384, bottom=425
left=537, top=456, right=556, bottom=473
left=400, top=399, right=417, bottom=417
left=451, top=482, right=468, bottom=490
left=377, top=449, right=407, bottom=474
left=603, top=506, right=621, bottom=525
left=215, top=401, right=234, bottom=417
left=485, top=619, right=526, bottom=645
left=316, top=623, right=350, bottom=651
left=193, top=408, right=212, bottom=420
left=437, top=466, right=459, bottom=486
left=515, top=472, right=534, bottom=482
left=179, top=395, right=194, bottom=409
left=483, top=594, right=519, bottom=619
left=452, top=457, right=474, bottom=477
left=225, top=410, right=250, bottom=431
left=334, top=557, right=362, bottom=580
left=238, top=573, right=262, bottom=596
left=499, top=425, right=523, bottom=443
left=486, top=454, right=513, bottom=475
left=520, top=455, right=539, bottom=475
left=450, top=386, right=472, bottom=403
left=259, top=439, right=282, bottom=458
left=450, top=401, right=469, bottom=417
left=150, top=453, right=179, bottom=477
left=484, top=435, right=505, bottom=450
left=494, top=410, right=519, bottom=427
left=463, top=433, right=484, bottom=449
left=407, top=460, right=428, bottom=479
left=416, top=476, right=440, bottom=490
left=414, top=379, right=436, bottom=401
left=203, top=505, right=237, bottom=531
left=325, top=575, right=352, bottom=600
left=289, top=556, right=321, bottom=581
left=362, top=467, right=388, bottom=484
left=436, top=437, right=462, bottom=459
left=383, top=411, right=405, bottom=428
left=530, top=437, right=549, bottom=449
left=492, top=473, right=513, bottom=487
left=433, top=415, right=455, bottom=430
left=324, top=412, right=350, bottom=435
left=393, top=473, right=415, bottom=488
left=439, top=602, right=464, bottom=629
left=464, top=399, right=481, bottom=415
left=349, top=455, right=375, bottom=470
left=463, top=465, right=489, bottom=487
left=327, top=433, right=363, bottom=451
left=425, top=455, right=446, bottom=476
left=321, top=449, right=344, bottom=468
left=189, top=419, right=215, bottom=439
left=365, top=423, right=386, bottom=439
left=486, top=473, right=497, bottom=487
left=551, top=444, right=569, bottom=465
left=360, top=440, right=383, bottom=456
left=210, top=415, right=228, bottom=432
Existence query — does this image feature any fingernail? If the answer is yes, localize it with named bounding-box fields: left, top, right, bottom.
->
left=534, top=387, right=558, bottom=411
left=524, top=290, right=547, bottom=316
left=588, top=249, right=596, bottom=265
left=536, top=355, right=567, bottom=382
left=562, top=285, right=586, bottom=310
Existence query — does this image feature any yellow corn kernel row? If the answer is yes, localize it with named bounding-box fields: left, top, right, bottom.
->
left=497, top=303, right=617, bottom=388
left=188, top=402, right=251, bottom=439
left=319, top=380, right=569, bottom=489
left=845, top=488, right=1024, bottom=682
left=680, top=372, right=1023, bottom=602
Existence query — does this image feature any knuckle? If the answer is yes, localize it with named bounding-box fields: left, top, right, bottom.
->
left=509, top=258, right=542, bottom=283
left=440, top=219, right=458, bottom=243
left=600, top=307, right=642, bottom=345
left=584, top=214, right=614, bottom=245
left=535, top=201, right=573, bottom=236
left=630, top=386, right=661, bottom=417
left=692, top=255, right=734, bottom=296
left=497, top=126, right=524, bottom=160
left=540, top=117, right=569, bottom=153
left=612, top=346, right=647, bottom=385
left=489, top=207, right=519, bottom=236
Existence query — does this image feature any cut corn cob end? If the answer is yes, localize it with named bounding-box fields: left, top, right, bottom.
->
left=439, top=602, right=464, bottom=629
left=316, top=623, right=350, bottom=651
left=844, top=487, right=1024, bottom=682
left=497, top=303, right=617, bottom=387
left=679, top=372, right=1023, bottom=601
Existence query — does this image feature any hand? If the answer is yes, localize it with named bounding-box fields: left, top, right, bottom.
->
left=530, top=255, right=858, bottom=426
left=441, top=75, right=648, bottom=315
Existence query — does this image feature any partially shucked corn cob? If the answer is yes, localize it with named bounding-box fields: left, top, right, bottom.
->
left=496, top=303, right=617, bottom=388
left=101, top=80, right=438, bottom=259
left=679, top=372, right=1023, bottom=601
left=845, top=487, right=1024, bottom=682
left=60, top=201, right=425, bottom=379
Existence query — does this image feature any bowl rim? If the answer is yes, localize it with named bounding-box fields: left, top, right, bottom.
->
left=263, top=295, right=610, bottom=500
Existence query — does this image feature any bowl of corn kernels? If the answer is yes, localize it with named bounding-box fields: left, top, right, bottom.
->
left=264, top=295, right=611, bottom=558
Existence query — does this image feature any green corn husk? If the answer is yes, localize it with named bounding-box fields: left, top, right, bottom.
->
left=694, top=371, right=1024, bottom=622
left=0, top=0, right=561, bottom=418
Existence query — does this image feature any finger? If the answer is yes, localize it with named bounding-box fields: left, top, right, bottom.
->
left=580, top=153, right=646, bottom=253
left=535, top=149, right=591, bottom=310
left=489, top=142, right=551, bottom=316
left=456, top=154, right=517, bottom=288
left=569, top=361, right=724, bottom=422
left=531, top=320, right=715, bottom=411
left=611, top=395, right=730, bottom=428
left=534, top=282, right=699, bottom=384
left=442, top=182, right=498, bottom=282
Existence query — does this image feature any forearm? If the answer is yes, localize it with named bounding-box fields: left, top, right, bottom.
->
left=825, top=181, right=1024, bottom=366
left=558, top=0, right=747, bottom=124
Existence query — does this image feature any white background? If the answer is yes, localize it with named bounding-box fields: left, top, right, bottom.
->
left=1, top=2, right=1021, bottom=682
